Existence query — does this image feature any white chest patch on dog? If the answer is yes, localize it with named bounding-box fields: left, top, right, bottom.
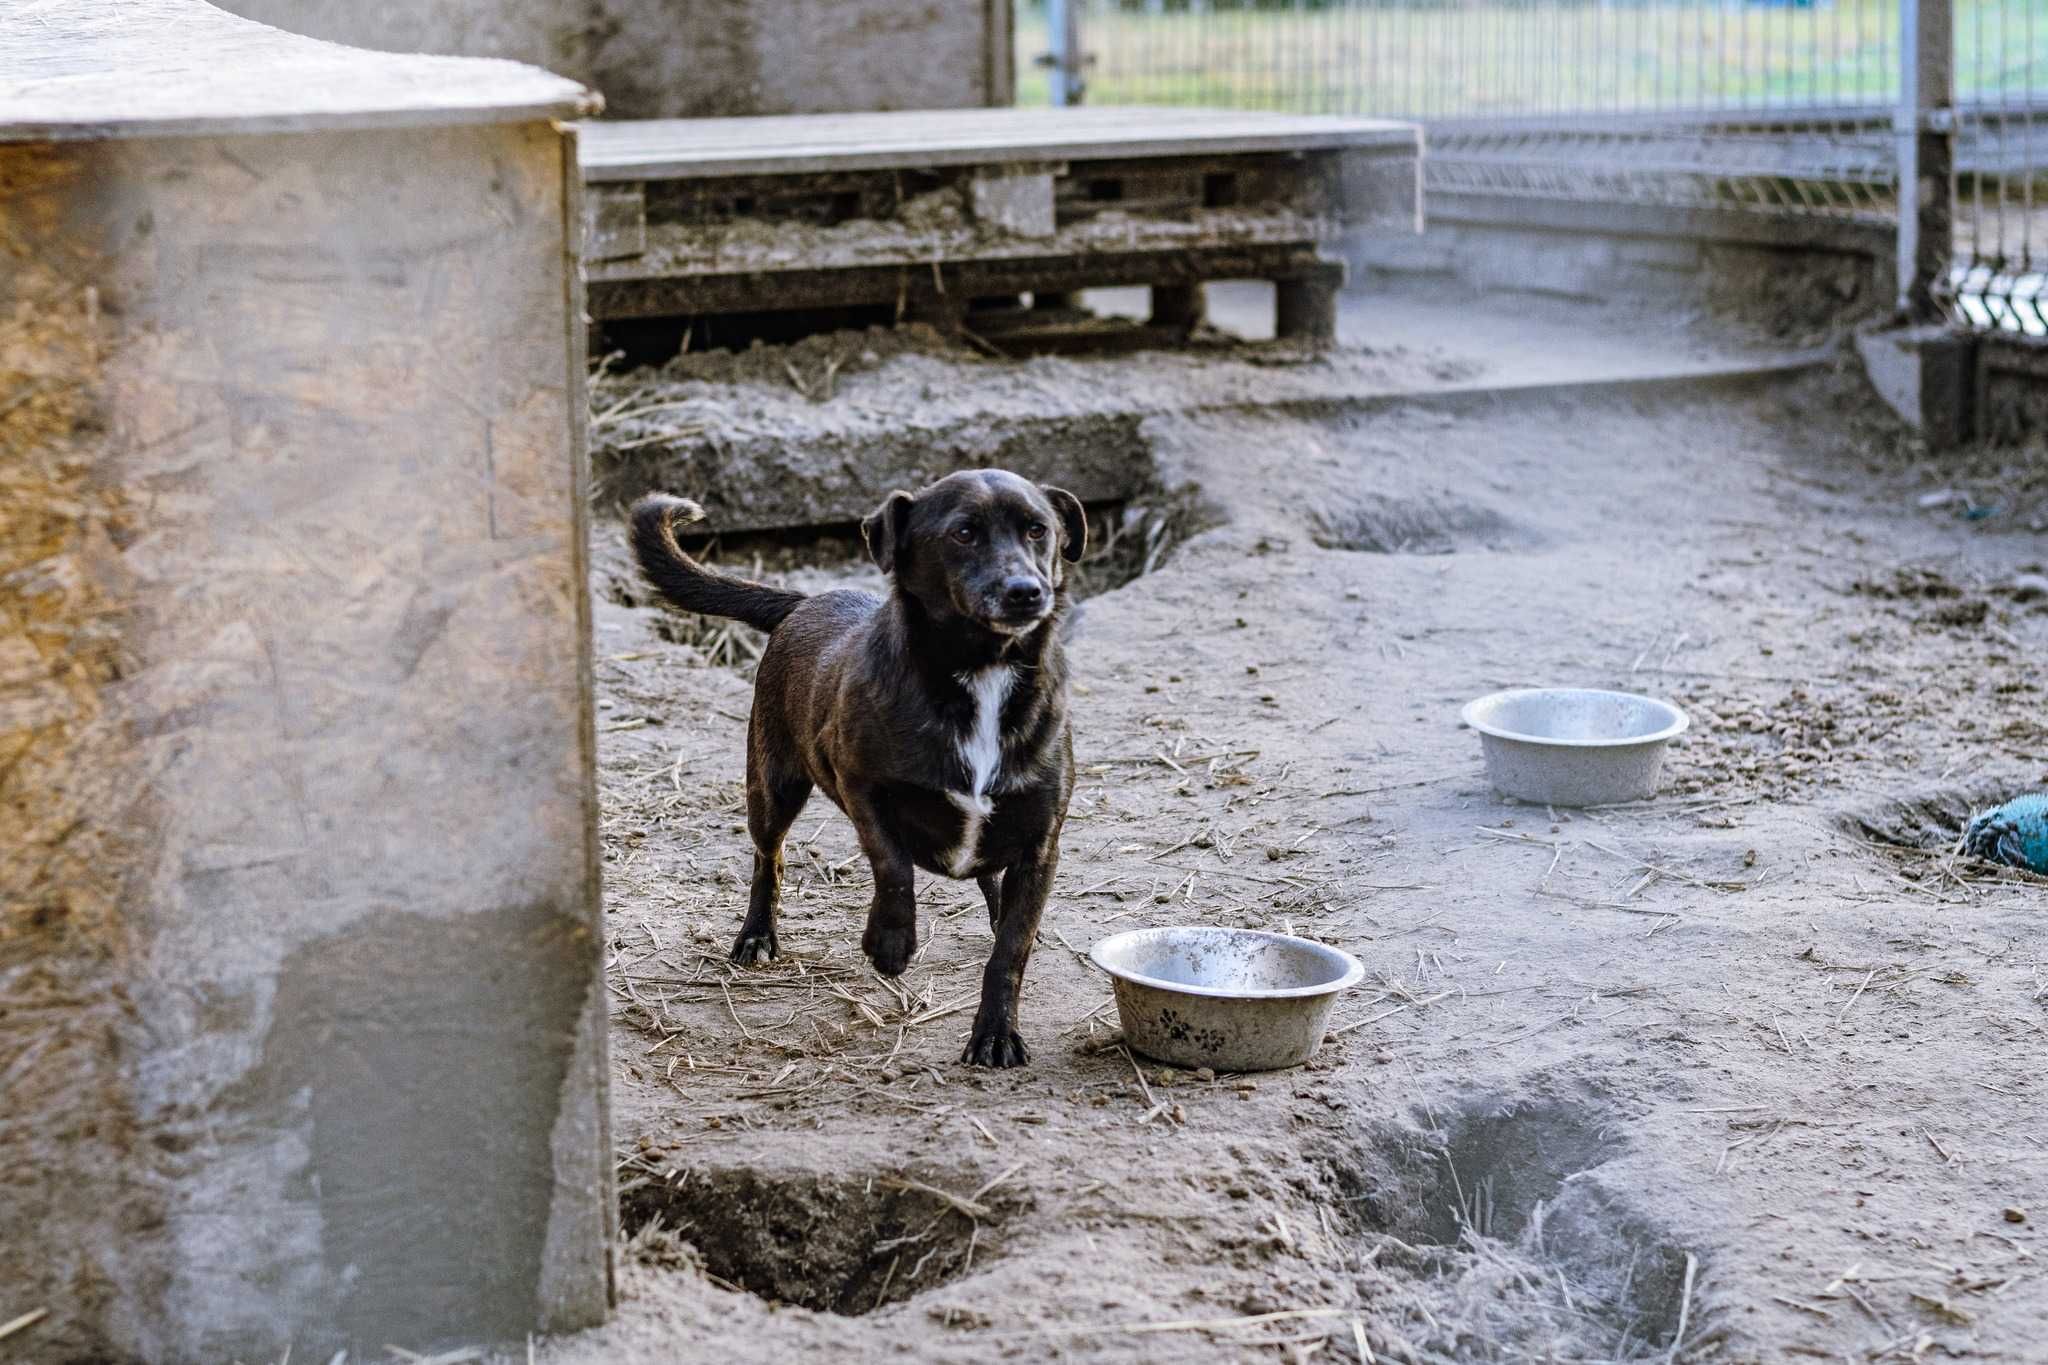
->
left=944, top=664, right=1014, bottom=875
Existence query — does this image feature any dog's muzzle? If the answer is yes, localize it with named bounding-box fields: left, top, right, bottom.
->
left=988, top=575, right=1050, bottom=630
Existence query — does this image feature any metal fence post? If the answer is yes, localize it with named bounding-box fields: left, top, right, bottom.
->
left=1897, top=0, right=1956, bottom=321
left=1046, top=0, right=1085, bottom=105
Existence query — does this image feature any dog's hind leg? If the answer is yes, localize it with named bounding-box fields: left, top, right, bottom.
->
left=732, top=766, right=811, bottom=967
left=977, top=873, right=1004, bottom=931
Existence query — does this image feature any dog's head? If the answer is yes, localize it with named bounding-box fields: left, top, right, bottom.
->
left=861, top=470, right=1087, bottom=635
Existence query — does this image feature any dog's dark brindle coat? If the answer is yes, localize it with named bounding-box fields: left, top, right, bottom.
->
left=630, top=470, right=1086, bottom=1067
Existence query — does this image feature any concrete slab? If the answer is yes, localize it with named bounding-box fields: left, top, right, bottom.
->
left=1855, top=324, right=1978, bottom=447
left=1088, top=278, right=1816, bottom=388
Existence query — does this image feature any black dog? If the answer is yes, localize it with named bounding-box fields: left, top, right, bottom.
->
left=630, top=471, right=1086, bottom=1067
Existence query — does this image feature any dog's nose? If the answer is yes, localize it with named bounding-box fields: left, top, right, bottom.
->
left=1003, top=577, right=1047, bottom=611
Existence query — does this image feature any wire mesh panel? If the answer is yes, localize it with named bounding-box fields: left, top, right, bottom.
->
left=1018, top=0, right=2048, bottom=333
left=1023, top=0, right=1914, bottom=116
left=1421, top=115, right=1896, bottom=217
left=1951, top=3, right=2047, bottom=332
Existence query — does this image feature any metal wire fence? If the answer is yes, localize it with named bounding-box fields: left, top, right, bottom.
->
left=1955, top=1, right=2047, bottom=330
left=1024, top=0, right=1920, bottom=115
left=1019, top=0, right=2048, bottom=333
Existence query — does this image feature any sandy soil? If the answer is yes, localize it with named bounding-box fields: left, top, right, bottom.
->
left=540, top=346, right=2046, bottom=1365
left=1093, top=279, right=1782, bottom=382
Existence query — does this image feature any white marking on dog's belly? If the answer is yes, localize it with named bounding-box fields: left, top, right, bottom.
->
left=943, top=664, right=1014, bottom=875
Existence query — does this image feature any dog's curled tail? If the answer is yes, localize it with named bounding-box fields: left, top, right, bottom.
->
left=629, top=493, right=806, bottom=633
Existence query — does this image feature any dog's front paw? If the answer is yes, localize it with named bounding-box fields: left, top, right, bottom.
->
left=961, top=1014, right=1029, bottom=1068
left=729, top=928, right=780, bottom=966
left=861, top=920, right=916, bottom=977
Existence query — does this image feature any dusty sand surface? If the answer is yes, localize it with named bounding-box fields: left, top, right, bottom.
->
left=586, top=317, right=1489, bottom=519
left=1094, top=278, right=1781, bottom=383
left=593, top=313, right=1485, bottom=456
left=540, top=349, right=2045, bottom=1364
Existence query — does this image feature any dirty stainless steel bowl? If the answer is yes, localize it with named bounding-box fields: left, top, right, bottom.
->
left=1461, top=687, right=1689, bottom=807
left=1089, top=927, right=1364, bottom=1072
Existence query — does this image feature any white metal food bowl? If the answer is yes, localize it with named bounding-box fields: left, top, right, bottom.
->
left=1089, top=927, right=1364, bottom=1072
left=1462, top=687, right=1689, bottom=807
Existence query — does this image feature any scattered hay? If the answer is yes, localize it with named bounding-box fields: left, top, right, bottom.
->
left=1308, top=488, right=1534, bottom=556
left=1840, top=781, right=2048, bottom=893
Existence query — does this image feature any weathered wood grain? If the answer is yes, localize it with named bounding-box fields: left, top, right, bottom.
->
left=2, top=33, right=609, bottom=1363
left=587, top=241, right=1334, bottom=319
left=579, top=106, right=1421, bottom=181
left=587, top=207, right=1335, bottom=286
left=969, top=164, right=1059, bottom=239
left=585, top=183, right=650, bottom=261
left=0, top=0, right=597, bottom=141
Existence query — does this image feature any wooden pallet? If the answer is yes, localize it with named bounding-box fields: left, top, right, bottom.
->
left=578, top=107, right=1421, bottom=344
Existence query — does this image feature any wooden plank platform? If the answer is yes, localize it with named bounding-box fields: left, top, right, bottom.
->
left=1, top=0, right=595, bottom=142
left=578, top=106, right=1421, bottom=346
left=591, top=244, right=1343, bottom=333
left=579, top=106, right=1419, bottom=181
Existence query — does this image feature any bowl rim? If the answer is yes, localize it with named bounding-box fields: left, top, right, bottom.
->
left=1088, top=926, right=1365, bottom=1001
left=1461, top=686, right=1689, bottom=749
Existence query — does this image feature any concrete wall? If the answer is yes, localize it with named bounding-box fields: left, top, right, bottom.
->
left=1855, top=329, right=2048, bottom=452
left=1348, top=193, right=1896, bottom=338
left=2, top=112, right=608, bottom=1365
left=214, top=0, right=1015, bottom=117
left=1977, top=334, right=2048, bottom=446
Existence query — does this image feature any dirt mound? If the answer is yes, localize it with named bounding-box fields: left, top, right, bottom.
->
left=1308, top=488, right=1535, bottom=555
left=1842, top=781, right=2015, bottom=853
left=646, top=322, right=980, bottom=393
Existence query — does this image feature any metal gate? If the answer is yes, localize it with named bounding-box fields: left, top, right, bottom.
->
left=1021, top=0, right=2046, bottom=333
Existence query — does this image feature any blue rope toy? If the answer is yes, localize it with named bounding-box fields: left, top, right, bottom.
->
left=1963, top=794, right=2048, bottom=875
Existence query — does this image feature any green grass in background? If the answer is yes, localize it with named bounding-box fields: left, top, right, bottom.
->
left=1015, top=1, right=2048, bottom=114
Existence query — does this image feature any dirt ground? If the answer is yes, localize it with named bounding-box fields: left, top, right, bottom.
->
left=535, top=323, right=2046, bottom=1364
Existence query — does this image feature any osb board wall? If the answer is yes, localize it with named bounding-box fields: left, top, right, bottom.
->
left=214, top=0, right=1015, bottom=119
left=0, top=141, right=159, bottom=1365
left=0, top=121, right=609, bottom=1362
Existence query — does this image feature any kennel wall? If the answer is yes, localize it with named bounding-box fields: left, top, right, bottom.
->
left=0, top=4, right=613, bottom=1360
left=216, top=0, right=1018, bottom=119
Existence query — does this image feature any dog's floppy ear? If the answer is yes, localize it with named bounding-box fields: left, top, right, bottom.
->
left=1043, top=486, right=1087, bottom=563
left=861, top=490, right=916, bottom=574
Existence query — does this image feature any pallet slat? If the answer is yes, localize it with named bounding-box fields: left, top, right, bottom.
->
left=588, top=245, right=1342, bottom=329
left=577, top=108, right=1420, bottom=345
left=586, top=209, right=1335, bottom=284
left=579, top=106, right=1419, bottom=181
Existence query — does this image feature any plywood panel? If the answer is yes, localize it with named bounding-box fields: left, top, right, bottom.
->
left=0, top=0, right=594, bottom=141
left=580, top=107, right=1423, bottom=181
left=0, top=118, right=610, bottom=1365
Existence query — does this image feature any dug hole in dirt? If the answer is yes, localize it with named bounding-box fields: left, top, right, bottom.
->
left=544, top=319, right=2047, bottom=1365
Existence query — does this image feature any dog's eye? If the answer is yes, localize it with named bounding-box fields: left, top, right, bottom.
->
left=1025, top=522, right=1048, bottom=542
left=951, top=525, right=977, bottom=544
